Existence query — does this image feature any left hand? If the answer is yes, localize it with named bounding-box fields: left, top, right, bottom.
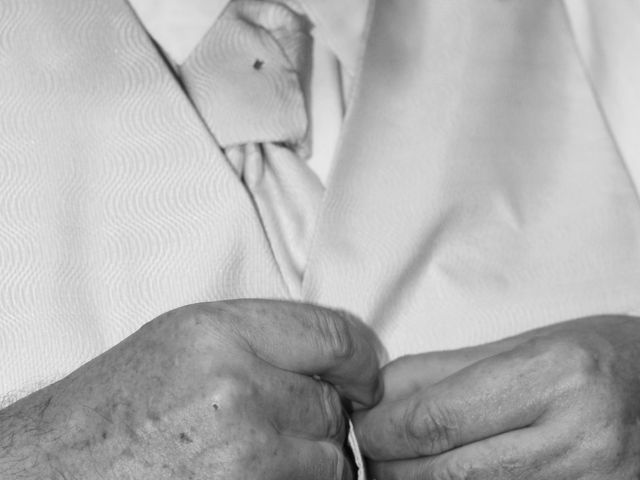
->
left=353, top=315, right=640, bottom=479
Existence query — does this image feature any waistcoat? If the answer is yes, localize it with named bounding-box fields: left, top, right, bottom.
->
left=1, top=0, right=640, bottom=400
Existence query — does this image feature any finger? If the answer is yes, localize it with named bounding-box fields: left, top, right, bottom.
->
left=217, top=299, right=384, bottom=407
left=257, top=362, right=347, bottom=442
left=381, top=351, right=485, bottom=402
left=382, top=338, right=532, bottom=403
left=272, top=437, right=354, bottom=480
left=354, top=346, right=551, bottom=460
left=368, top=426, right=563, bottom=480
left=382, top=322, right=581, bottom=404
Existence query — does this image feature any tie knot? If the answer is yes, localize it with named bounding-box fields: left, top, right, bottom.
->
left=232, top=0, right=312, bottom=44
left=180, top=0, right=313, bottom=150
left=228, top=0, right=314, bottom=104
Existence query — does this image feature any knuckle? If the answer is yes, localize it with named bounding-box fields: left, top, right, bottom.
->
left=145, top=305, right=187, bottom=332
left=559, top=350, right=602, bottom=393
left=210, top=374, right=257, bottom=414
left=559, top=341, right=599, bottom=374
left=312, top=309, right=355, bottom=361
left=227, top=428, right=275, bottom=476
left=138, top=305, right=199, bottom=345
left=525, top=336, right=603, bottom=391
left=153, top=303, right=220, bottom=337
left=404, top=398, right=458, bottom=455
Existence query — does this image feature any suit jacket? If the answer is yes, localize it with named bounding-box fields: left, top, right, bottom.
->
left=1, top=0, right=640, bottom=400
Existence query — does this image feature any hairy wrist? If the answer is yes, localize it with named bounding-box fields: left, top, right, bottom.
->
left=0, top=386, right=92, bottom=479
left=1, top=392, right=57, bottom=478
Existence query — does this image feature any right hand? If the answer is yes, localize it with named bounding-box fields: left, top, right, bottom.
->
left=2, top=300, right=382, bottom=479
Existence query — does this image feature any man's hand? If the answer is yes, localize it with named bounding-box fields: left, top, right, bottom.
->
left=354, top=316, right=640, bottom=479
left=0, top=300, right=382, bottom=479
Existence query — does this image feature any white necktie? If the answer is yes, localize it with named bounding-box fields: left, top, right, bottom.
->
left=179, top=0, right=324, bottom=297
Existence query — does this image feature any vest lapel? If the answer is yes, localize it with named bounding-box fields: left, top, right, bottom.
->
left=303, top=0, right=640, bottom=357
left=0, top=0, right=289, bottom=397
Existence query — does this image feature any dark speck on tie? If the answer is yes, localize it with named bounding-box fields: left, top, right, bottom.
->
left=253, top=59, right=264, bottom=70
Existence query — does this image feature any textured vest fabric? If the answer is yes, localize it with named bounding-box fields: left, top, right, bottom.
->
left=1, top=0, right=640, bottom=401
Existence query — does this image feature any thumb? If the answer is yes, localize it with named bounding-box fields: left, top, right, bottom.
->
left=214, top=299, right=385, bottom=407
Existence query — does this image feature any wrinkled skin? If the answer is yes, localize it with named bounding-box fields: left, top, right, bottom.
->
left=354, top=316, right=640, bottom=480
left=0, top=300, right=382, bottom=479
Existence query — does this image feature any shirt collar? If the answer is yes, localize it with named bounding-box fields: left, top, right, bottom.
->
left=294, top=0, right=371, bottom=74
left=129, top=0, right=370, bottom=74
